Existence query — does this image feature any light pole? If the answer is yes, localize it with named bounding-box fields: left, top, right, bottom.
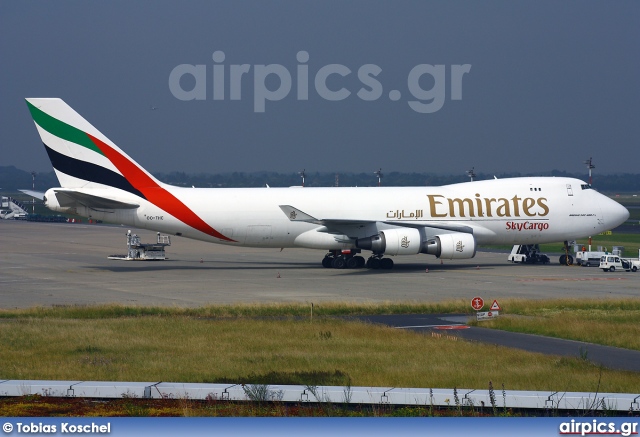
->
left=31, top=171, right=36, bottom=213
left=466, top=167, right=476, bottom=182
left=374, top=168, right=383, bottom=187
left=584, top=157, right=595, bottom=186
left=298, top=169, right=305, bottom=187
left=583, top=157, right=595, bottom=251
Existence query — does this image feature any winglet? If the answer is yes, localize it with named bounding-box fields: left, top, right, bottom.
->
left=279, top=205, right=322, bottom=224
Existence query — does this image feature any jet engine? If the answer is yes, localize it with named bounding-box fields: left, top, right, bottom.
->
left=423, top=233, right=476, bottom=259
left=356, top=229, right=477, bottom=259
left=355, top=228, right=422, bottom=256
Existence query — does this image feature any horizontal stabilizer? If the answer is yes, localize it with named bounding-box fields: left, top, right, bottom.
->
left=53, top=190, right=140, bottom=210
left=18, top=189, right=46, bottom=200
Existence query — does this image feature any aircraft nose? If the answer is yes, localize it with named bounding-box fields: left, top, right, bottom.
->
left=606, top=198, right=630, bottom=229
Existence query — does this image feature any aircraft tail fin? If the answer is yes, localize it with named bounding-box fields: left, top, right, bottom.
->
left=25, top=98, right=160, bottom=195
left=26, top=98, right=236, bottom=242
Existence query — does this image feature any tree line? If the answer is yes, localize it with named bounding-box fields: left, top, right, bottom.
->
left=1, top=165, right=639, bottom=193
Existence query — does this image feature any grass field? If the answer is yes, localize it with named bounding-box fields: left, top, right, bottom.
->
left=1, top=300, right=639, bottom=396
left=469, top=298, right=640, bottom=351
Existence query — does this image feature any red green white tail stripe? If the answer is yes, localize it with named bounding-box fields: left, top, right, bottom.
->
left=26, top=98, right=234, bottom=241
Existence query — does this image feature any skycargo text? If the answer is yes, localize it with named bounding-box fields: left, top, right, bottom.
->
left=506, top=221, right=550, bottom=231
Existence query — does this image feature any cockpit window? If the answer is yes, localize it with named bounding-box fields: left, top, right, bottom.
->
left=581, top=184, right=591, bottom=190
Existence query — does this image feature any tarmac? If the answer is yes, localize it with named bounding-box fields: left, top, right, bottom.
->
left=1, top=220, right=639, bottom=309
left=2, top=220, right=640, bottom=371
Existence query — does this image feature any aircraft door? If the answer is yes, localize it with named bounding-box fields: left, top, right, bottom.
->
left=566, top=184, right=573, bottom=196
left=245, top=225, right=273, bottom=246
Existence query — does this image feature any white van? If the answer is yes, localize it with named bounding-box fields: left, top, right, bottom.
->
left=599, top=256, right=633, bottom=272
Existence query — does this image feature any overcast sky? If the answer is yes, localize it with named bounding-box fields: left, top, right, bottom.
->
left=1, top=1, right=638, bottom=177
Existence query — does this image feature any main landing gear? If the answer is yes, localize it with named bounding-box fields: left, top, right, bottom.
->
left=365, top=254, right=394, bottom=270
left=321, top=251, right=394, bottom=270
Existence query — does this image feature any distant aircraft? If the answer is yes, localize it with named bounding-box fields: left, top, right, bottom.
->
left=25, top=98, right=629, bottom=269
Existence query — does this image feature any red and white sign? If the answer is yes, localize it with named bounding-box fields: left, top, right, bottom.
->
left=476, top=311, right=499, bottom=321
left=490, top=300, right=501, bottom=311
left=471, top=296, right=484, bottom=311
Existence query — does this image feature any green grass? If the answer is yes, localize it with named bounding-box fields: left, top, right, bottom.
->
left=469, top=298, right=640, bottom=351
left=567, top=233, right=640, bottom=256
left=1, top=300, right=639, bottom=394
left=0, top=301, right=476, bottom=319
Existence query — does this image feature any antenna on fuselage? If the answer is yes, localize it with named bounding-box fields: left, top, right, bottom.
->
left=584, top=157, right=595, bottom=186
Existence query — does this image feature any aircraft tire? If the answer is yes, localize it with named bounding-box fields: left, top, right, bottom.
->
left=559, top=255, right=573, bottom=265
left=368, top=258, right=381, bottom=269
left=346, top=257, right=359, bottom=269
left=332, top=256, right=347, bottom=269
left=380, top=258, right=394, bottom=269
left=322, top=257, right=333, bottom=268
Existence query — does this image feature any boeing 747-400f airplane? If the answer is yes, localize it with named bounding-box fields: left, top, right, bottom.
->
left=26, top=98, right=629, bottom=270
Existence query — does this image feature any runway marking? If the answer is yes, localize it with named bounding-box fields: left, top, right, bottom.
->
left=517, top=277, right=629, bottom=282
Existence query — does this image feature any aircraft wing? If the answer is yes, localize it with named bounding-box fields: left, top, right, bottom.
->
left=279, top=205, right=376, bottom=227
left=279, top=205, right=473, bottom=235
left=53, top=189, right=140, bottom=210
left=382, top=221, right=474, bottom=234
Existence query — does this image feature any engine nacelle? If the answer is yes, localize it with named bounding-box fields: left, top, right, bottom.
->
left=356, top=228, right=423, bottom=256
left=424, top=232, right=476, bottom=259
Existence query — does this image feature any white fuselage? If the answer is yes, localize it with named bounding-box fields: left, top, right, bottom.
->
left=52, top=176, right=629, bottom=254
